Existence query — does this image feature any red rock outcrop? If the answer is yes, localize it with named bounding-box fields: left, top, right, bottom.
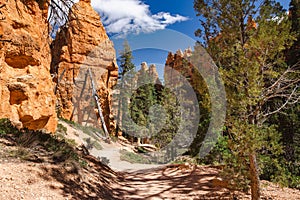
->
left=164, top=48, right=210, bottom=103
left=51, top=0, right=118, bottom=132
left=165, top=49, right=194, bottom=86
left=0, top=0, right=57, bottom=132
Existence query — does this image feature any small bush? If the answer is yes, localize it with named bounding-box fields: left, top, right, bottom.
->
left=83, top=137, right=102, bottom=150
left=0, top=118, right=85, bottom=166
left=0, top=118, right=19, bottom=135
left=120, top=149, right=151, bottom=164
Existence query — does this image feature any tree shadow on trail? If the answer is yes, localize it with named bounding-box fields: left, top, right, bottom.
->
left=113, top=165, right=234, bottom=200
left=0, top=119, right=234, bottom=199
left=38, top=154, right=121, bottom=200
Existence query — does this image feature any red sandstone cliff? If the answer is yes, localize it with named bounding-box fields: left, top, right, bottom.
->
left=51, top=0, right=118, bottom=132
left=0, top=0, right=57, bottom=132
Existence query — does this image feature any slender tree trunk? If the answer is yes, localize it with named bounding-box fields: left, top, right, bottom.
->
left=116, top=83, right=123, bottom=137
left=88, top=68, right=109, bottom=138
left=249, top=153, right=260, bottom=200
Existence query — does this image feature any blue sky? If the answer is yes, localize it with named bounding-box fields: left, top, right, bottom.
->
left=91, top=0, right=290, bottom=39
left=89, top=0, right=290, bottom=78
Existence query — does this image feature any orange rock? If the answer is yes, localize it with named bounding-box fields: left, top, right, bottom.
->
left=51, top=0, right=118, bottom=133
left=0, top=0, right=57, bottom=132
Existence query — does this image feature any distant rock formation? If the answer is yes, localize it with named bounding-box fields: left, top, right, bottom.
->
left=0, top=0, right=57, bottom=132
left=165, top=48, right=194, bottom=88
left=164, top=48, right=207, bottom=102
left=51, top=0, right=118, bottom=132
left=136, top=62, right=161, bottom=85
left=148, top=64, right=161, bottom=84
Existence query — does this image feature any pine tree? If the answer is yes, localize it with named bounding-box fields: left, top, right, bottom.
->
left=129, top=64, right=160, bottom=142
left=194, top=0, right=300, bottom=199
left=265, top=0, right=300, bottom=188
left=288, top=0, right=300, bottom=66
left=116, top=40, right=136, bottom=136
left=119, top=40, right=135, bottom=77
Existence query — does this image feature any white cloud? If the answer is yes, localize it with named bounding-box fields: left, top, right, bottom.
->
left=91, top=0, right=189, bottom=36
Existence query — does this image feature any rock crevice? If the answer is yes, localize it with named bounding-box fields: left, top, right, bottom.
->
left=51, top=0, right=118, bottom=132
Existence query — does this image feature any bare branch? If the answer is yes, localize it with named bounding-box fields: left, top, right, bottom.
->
left=262, top=85, right=299, bottom=118
left=261, top=64, right=300, bottom=101
left=47, top=0, right=79, bottom=35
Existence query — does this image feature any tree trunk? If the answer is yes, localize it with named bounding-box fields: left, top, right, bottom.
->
left=249, top=153, right=260, bottom=200
left=137, top=138, right=141, bottom=146
left=88, top=68, right=109, bottom=138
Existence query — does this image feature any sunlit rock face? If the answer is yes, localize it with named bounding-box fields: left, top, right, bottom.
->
left=0, top=0, right=57, bottom=132
left=51, top=0, right=118, bottom=132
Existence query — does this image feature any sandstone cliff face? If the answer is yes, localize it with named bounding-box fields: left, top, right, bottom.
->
left=51, top=0, right=118, bottom=132
left=0, top=0, right=57, bottom=132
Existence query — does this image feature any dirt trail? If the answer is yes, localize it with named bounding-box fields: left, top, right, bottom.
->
left=0, top=122, right=299, bottom=200
left=113, top=166, right=233, bottom=200
left=91, top=139, right=162, bottom=172
left=60, top=120, right=162, bottom=172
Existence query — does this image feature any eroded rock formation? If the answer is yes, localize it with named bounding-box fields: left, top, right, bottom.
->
left=51, top=0, right=118, bottom=132
left=0, top=0, right=57, bottom=132
left=136, top=62, right=161, bottom=84
left=164, top=48, right=196, bottom=88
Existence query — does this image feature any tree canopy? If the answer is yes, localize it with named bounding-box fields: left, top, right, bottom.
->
left=194, top=0, right=300, bottom=199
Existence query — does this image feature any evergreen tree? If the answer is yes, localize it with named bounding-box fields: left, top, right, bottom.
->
left=116, top=40, right=136, bottom=136
left=129, top=64, right=161, bottom=142
left=119, top=40, right=135, bottom=77
left=194, top=0, right=299, bottom=199
left=287, top=0, right=300, bottom=66
left=265, top=0, right=300, bottom=188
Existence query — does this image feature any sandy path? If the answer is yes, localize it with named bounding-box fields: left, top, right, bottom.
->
left=60, top=120, right=162, bottom=172
left=90, top=139, right=162, bottom=172
left=112, top=166, right=232, bottom=200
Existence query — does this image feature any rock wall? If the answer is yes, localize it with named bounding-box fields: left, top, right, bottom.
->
left=51, top=0, right=118, bottom=132
left=0, top=0, right=57, bottom=132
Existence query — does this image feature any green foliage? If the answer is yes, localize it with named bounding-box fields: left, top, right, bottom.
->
left=266, top=104, right=300, bottom=188
left=83, top=137, right=102, bottom=150
left=116, top=40, right=136, bottom=136
left=201, top=124, right=285, bottom=191
left=118, top=40, right=135, bottom=77
left=145, top=86, right=180, bottom=149
left=0, top=118, right=19, bottom=135
left=119, top=149, right=151, bottom=164
left=130, top=83, right=159, bottom=129
left=194, top=0, right=299, bottom=195
left=56, top=123, right=68, bottom=137
left=171, top=155, right=198, bottom=165
left=287, top=0, right=300, bottom=66
left=225, top=122, right=283, bottom=189
left=197, top=135, right=231, bottom=165
left=8, top=147, right=31, bottom=161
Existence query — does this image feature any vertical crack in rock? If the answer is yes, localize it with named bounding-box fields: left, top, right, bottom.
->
left=51, top=0, right=118, bottom=133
